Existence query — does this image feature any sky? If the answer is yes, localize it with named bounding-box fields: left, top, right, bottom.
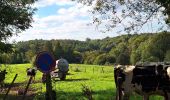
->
left=9, top=0, right=169, bottom=42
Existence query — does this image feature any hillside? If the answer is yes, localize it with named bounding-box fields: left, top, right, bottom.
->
left=0, top=32, right=170, bottom=65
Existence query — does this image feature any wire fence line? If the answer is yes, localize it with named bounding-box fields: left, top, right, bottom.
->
left=69, top=65, right=114, bottom=74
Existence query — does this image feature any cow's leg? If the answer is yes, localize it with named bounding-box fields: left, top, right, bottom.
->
left=165, top=93, right=170, bottom=100
left=115, top=77, right=124, bottom=100
left=164, top=96, right=168, bottom=100
left=143, top=94, right=149, bottom=100
left=115, top=88, right=121, bottom=100
left=0, top=81, right=4, bottom=92
left=0, top=83, right=2, bottom=91
left=115, top=88, right=119, bottom=100
left=32, top=76, right=35, bottom=83
left=163, top=91, right=169, bottom=100
left=122, top=93, right=130, bottom=100
left=115, top=85, right=123, bottom=100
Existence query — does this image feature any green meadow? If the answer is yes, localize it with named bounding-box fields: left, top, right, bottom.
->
left=0, top=64, right=164, bottom=100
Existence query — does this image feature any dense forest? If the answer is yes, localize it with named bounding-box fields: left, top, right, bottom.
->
left=0, top=32, right=170, bottom=65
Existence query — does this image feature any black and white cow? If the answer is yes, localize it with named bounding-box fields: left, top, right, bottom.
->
left=26, top=68, right=37, bottom=81
left=114, top=63, right=170, bottom=100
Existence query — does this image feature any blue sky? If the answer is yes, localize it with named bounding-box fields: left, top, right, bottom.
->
left=10, top=0, right=169, bottom=42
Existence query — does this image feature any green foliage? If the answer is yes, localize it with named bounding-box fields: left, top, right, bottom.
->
left=74, top=0, right=170, bottom=33
left=164, top=50, right=170, bottom=61
left=43, top=41, right=53, bottom=54
left=94, top=53, right=107, bottom=65
left=73, top=51, right=82, bottom=63
left=0, top=0, right=36, bottom=41
left=130, top=50, right=141, bottom=64
left=116, top=52, right=130, bottom=65
left=25, top=50, right=35, bottom=62
left=0, top=42, right=13, bottom=53
left=83, top=51, right=101, bottom=64
left=144, top=32, right=170, bottom=62
left=1, top=32, right=170, bottom=65
left=0, top=0, right=36, bottom=54
left=53, top=42, right=64, bottom=59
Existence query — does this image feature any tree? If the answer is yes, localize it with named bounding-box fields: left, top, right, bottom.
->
left=130, top=50, right=141, bottom=64
left=74, top=0, right=170, bottom=33
left=0, top=0, right=36, bottom=52
left=43, top=41, right=53, bottom=54
left=25, top=50, right=34, bottom=62
left=164, top=50, right=170, bottom=61
left=145, top=32, right=170, bottom=61
left=94, top=53, right=107, bottom=65
left=53, top=42, right=64, bottom=59
left=0, top=42, right=13, bottom=53
left=116, top=52, right=130, bottom=65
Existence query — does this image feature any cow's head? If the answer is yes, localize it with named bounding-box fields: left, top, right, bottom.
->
left=114, top=65, right=126, bottom=86
left=114, top=65, right=135, bottom=86
left=2, top=70, right=7, bottom=74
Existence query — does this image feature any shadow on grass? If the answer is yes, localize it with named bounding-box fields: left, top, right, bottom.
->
left=66, top=73, right=74, bottom=75
left=64, top=78, right=89, bottom=82
left=1, top=89, right=164, bottom=100
left=53, top=78, right=89, bottom=82
left=18, top=88, right=116, bottom=100
left=54, top=89, right=164, bottom=100
left=0, top=93, right=35, bottom=100
left=55, top=89, right=116, bottom=100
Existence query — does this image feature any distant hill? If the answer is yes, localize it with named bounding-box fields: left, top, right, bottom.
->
left=1, top=32, right=170, bottom=65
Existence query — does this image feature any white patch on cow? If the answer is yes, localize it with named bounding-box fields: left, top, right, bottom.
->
left=124, top=65, right=135, bottom=73
left=167, top=67, right=170, bottom=79
left=115, top=64, right=123, bottom=69
left=122, top=65, right=135, bottom=94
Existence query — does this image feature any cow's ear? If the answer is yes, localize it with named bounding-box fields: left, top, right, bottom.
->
left=114, top=64, right=119, bottom=69
left=114, top=63, right=119, bottom=67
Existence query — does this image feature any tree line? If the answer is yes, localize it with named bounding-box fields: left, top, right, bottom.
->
left=0, top=32, right=170, bottom=65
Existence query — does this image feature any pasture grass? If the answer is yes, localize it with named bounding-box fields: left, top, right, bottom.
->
left=0, top=64, right=164, bottom=100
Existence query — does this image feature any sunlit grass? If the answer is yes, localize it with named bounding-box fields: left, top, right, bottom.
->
left=0, top=64, right=164, bottom=100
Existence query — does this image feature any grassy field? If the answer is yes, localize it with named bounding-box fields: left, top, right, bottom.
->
left=0, top=64, right=164, bottom=100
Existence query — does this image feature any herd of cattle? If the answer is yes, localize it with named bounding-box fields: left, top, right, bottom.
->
left=114, top=62, right=170, bottom=100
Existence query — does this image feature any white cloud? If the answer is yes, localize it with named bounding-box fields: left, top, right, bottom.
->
left=10, top=2, right=116, bottom=42
left=10, top=1, right=130, bottom=42
left=34, top=0, right=75, bottom=8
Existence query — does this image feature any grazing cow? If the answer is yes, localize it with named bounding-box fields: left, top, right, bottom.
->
left=26, top=68, right=37, bottom=81
left=114, top=63, right=170, bottom=100
left=0, top=70, right=7, bottom=88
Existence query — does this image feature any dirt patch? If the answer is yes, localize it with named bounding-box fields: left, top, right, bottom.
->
left=0, top=80, right=42, bottom=99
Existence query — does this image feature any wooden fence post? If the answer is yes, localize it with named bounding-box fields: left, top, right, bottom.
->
left=3, top=74, right=18, bottom=100
left=22, top=76, right=33, bottom=100
left=93, top=67, right=94, bottom=73
left=101, top=67, right=104, bottom=73
left=45, top=73, right=53, bottom=100
left=84, top=66, right=86, bottom=72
